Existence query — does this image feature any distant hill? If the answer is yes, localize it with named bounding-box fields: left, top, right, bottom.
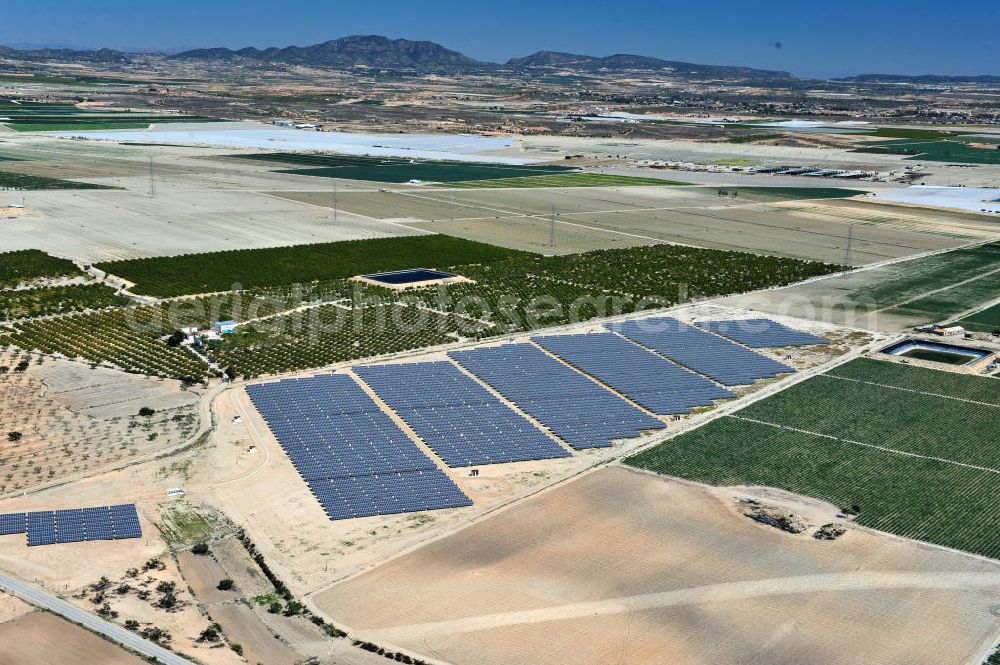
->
left=506, top=50, right=796, bottom=81
left=835, top=73, right=1000, bottom=84
left=170, top=35, right=485, bottom=71
left=0, top=45, right=130, bottom=63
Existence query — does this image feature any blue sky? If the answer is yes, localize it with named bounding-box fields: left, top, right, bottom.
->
left=3, top=0, right=997, bottom=78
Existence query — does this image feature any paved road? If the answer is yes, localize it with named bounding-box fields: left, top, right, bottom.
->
left=0, top=571, right=195, bottom=665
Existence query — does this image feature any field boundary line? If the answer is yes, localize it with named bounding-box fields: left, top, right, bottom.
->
left=881, top=263, right=1000, bottom=313
left=730, top=415, right=1000, bottom=475
left=821, top=373, right=1000, bottom=408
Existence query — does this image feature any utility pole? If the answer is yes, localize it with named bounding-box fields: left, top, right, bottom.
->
left=147, top=157, right=155, bottom=198
left=332, top=181, right=339, bottom=224
left=549, top=203, right=556, bottom=247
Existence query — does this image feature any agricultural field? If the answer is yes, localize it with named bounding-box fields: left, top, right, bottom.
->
left=0, top=171, right=117, bottom=190
left=442, top=173, right=689, bottom=188
left=13, top=240, right=839, bottom=379
left=956, top=301, right=1000, bottom=333
left=0, top=612, right=146, bottom=665
left=229, top=152, right=575, bottom=183
left=729, top=241, right=1000, bottom=330
left=96, top=235, right=528, bottom=297
left=316, top=466, right=1000, bottom=665
left=0, top=349, right=199, bottom=495
left=275, top=184, right=990, bottom=263
left=855, top=137, right=1000, bottom=165
left=626, top=357, right=1000, bottom=559
left=4, top=306, right=209, bottom=382
left=0, top=250, right=83, bottom=288
left=0, top=283, right=129, bottom=321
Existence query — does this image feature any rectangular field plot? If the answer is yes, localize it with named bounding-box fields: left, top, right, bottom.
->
left=450, top=344, right=664, bottom=449
left=532, top=332, right=734, bottom=414
left=956, top=301, right=1000, bottom=333
left=610, top=317, right=792, bottom=385
left=246, top=374, right=472, bottom=520
left=627, top=358, right=1000, bottom=558
left=316, top=467, right=1000, bottom=665
left=233, top=152, right=574, bottom=183
left=355, top=362, right=570, bottom=466
left=827, top=358, right=1000, bottom=405
left=695, top=319, right=829, bottom=348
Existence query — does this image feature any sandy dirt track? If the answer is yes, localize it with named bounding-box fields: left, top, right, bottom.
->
left=317, top=467, right=1000, bottom=665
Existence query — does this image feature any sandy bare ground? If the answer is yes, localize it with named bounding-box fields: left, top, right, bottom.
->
left=0, top=351, right=199, bottom=496
left=0, top=611, right=146, bottom=665
left=0, top=593, right=32, bottom=625
left=316, top=467, right=1000, bottom=665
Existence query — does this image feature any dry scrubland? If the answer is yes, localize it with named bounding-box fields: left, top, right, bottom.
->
left=318, top=467, right=1000, bottom=665
left=0, top=350, right=199, bottom=495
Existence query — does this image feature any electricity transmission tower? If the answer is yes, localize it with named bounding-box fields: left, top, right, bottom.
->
left=549, top=203, right=556, bottom=247
left=844, top=224, right=854, bottom=270
left=332, top=181, right=339, bottom=224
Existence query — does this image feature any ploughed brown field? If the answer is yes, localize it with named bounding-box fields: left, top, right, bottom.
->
left=316, top=466, right=1000, bottom=665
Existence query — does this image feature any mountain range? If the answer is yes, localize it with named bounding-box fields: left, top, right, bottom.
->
left=0, top=35, right=795, bottom=81
left=0, top=35, right=993, bottom=82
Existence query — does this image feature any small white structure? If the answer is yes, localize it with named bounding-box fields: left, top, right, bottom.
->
left=212, top=320, right=238, bottom=334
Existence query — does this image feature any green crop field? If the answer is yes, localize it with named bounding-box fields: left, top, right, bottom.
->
left=0, top=172, right=117, bottom=190
left=0, top=283, right=129, bottom=321
left=956, top=301, right=1000, bottom=333
left=626, top=358, right=1000, bottom=559
left=96, top=235, right=531, bottom=297
left=854, top=137, right=1000, bottom=165
left=0, top=249, right=83, bottom=288
left=718, top=186, right=867, bottom=200
left=443, top=173, right=688, bottom=188
left=857, top=242, right=1000, bottom=322
left=230, top=152, right=575, bottom=183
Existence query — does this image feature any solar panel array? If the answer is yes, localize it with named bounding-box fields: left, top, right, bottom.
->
left=609, top=318, right=793, bottom=386
left=695, top=319, right=829, bottom=348
left=247, top=374, right=471, bottom=520
left=450, top=344, right=665, bottom=449
left=355, top=362, right=571, bottom=466
left=0, top=504, right=141, bottom=546
left=532, top=333, right=734, bottom=415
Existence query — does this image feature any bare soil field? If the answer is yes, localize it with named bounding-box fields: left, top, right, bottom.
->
left=0, top=351, right=199, bottom=495
left=270, top=185, right=991, bottom=264
left=0, top=611, right=146, bottom=665
left=0, top=135, right=418, bottom=262
left=210, top=603, right=302, bottom=665
left=35, top=358, right=200, bottom=419
left=316, top=467, right=1000, bottom=665
left=0, top=592, right=33, bottom=625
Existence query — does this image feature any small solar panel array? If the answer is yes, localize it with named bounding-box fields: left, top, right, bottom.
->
left=247, top=374, right=472, bottom=521
left=355, top=361, right=571, bottom=465
left=0, top=504, right=141, bottom=546
left=532, top=332, right=735, bottom=415
left=695, top=319, right=830, bottom=348
left=609, top=318, right=793, bottom=386
left=450, top=344, right=665, bottom=449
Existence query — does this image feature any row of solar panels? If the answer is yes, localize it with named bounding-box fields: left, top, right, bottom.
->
left=0, top=504, right=142, bottom=547
left=246, top=317, right=825, bottom=521
left=247, top=375, right=473, bottom=521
